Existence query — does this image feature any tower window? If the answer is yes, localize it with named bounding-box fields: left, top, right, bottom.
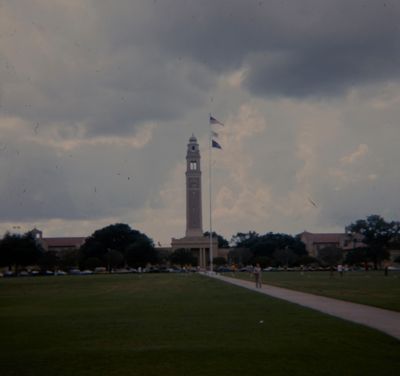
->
left=190, top=161, right=197, bottom=170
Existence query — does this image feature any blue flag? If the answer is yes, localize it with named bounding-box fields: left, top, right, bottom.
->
left=212, top=139, right=222, bottom=149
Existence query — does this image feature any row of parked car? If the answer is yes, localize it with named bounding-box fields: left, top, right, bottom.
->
left=0, top=266, right=199, bottom=278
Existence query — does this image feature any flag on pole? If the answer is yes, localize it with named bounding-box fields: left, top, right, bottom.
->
left=212, top=140, right=222, bottom=149
left=210, top=115, right=224, bottom=126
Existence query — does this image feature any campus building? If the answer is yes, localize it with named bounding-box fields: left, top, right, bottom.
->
left=299, top=231, right=400, bottom=261
left=31, top=228, right=86, bottom=253
left=299, top=231, right=365, bottom=258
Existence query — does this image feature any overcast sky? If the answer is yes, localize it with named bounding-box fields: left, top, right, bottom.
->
left=1, top=0, right=400, bottom=244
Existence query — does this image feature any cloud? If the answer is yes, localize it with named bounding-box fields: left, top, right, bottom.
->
left=0, top=1, right=214, bottom=139
left=340, top=144, right=369, bottom=165
left=144, top=0, right=400, bottom=98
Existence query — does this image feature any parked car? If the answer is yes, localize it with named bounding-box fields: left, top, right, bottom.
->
left=114, top=268, right=130, bottom=274
left=94, top=267, right=107, bottom=274
left=80, top=270, right=93, bottom=275
left=263, top=267, right=277, bottom=272
left=216, top=267, right=232, bottom=273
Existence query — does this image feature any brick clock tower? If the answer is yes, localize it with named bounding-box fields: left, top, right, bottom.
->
left=171, top=135, right=218, bottom=269
left=186, top=135, right=203, bottom=237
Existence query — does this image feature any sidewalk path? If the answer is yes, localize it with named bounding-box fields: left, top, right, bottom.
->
left=206, top=273, right=400, bottom=340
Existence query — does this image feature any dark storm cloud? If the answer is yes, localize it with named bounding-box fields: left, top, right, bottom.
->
left=0, top=1, right=213, bottom=138
left=145, top=0, right=400, bottom=97
left=2, top=0, right=399, bottom=140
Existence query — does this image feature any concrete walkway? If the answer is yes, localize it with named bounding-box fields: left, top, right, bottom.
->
left=205, top=273, right=400, bottom=341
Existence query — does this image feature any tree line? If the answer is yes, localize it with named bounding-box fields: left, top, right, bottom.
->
left=0, top=215, right=399, bottom=273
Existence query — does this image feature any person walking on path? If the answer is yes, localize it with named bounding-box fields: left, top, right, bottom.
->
left=253, top=263, right=262, bottom=288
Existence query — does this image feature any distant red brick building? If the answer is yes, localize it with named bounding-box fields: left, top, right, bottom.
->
left=31, top=228, right=86, bottom=253
left=299, top=231, right=364, bottom=258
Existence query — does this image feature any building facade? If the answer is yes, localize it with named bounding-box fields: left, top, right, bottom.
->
left=299, top=231, right=367, bottom=258
left=31, top=228, right=86, bottom=253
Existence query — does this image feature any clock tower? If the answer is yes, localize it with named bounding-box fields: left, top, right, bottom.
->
left=186, top=135, right=203, bottom=237
left=171, top=134, right=218, bottom=269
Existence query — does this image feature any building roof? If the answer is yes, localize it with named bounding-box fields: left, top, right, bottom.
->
left=301, top=232, right=346, bottom=243
left=42, top=237, right=86, bottom=248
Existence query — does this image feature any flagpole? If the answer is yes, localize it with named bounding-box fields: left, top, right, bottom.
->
left=209, top=113, right=213, bottom=273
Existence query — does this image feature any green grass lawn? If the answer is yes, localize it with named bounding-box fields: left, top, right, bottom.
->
left=229, top=270, right=400, bottom=311
left=0, top=274, right=399, bottom=376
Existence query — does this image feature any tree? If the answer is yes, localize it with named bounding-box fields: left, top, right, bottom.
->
left=58, top=249, right=80, bottom=270
left=318, top=246, right=343, bottom=276
left=80, top=223, right=155, bottom=268
left=0, top=232, right=43, bottom=272
left=204, top=231, right=229, bottom=248
left=213, top=257, right=226, bottom=267
left=169, top=248, right=197, bottom=267
left=231, top=231, right=259, bottom=248
left=297, top=255, right=319, bottom=266
left=38, top=251, right=59, bottom=271
left=227, top=247, right=254, bottom=266
left=273, top=248, right=299, bottom=268
left=229, top=231, right=307, bottom=266
left=125, top=239, right=158, bottom=268
left=344, top=247, right=369, bottom=267
left=347, top=215, right=399, bottom=269
left=253, top=256, right=271, bottom=268
left=104, top=249, right=124, bottom=271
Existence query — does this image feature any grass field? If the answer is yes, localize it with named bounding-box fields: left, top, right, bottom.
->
left=0, top=274, right=399, bottom=376
left=229, top=270, right=400, bottom=311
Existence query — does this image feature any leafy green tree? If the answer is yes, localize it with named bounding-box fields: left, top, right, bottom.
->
left=58, top=249, right=80, bottom=270
left=347, top=215, right=398, bottom=269
left=125, top=239, right=158, bottom=268
left=38, top=251, right=59, bottom=271
left=80, top=223, right=154, bottom=268
left=344, top=247, right=376, bottom=270
left=204, top=231, right=229, bottom=248
left=213, top=257, right=226, bottom=267
left=231, top=231, right=259, bottom=248
left=230, top=231, right=307, bottom=266
left=253, top=256, right=271, bottom=268
left=273, top=248, right=299, bottom=268
left=82, top=257, right=102, bottom=270
left=0, top=232, right=43, bottom=272
left=318, top=246, right=343, bottom=276
left=104, top=249, right=125, bottom=271
left=169, top=248, right=197, bottom=267
left=0, top=232, right=15, bottom=270
left=297, top=255, right=319, bottom=266
left=227, top=247, right=254, bottom=266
